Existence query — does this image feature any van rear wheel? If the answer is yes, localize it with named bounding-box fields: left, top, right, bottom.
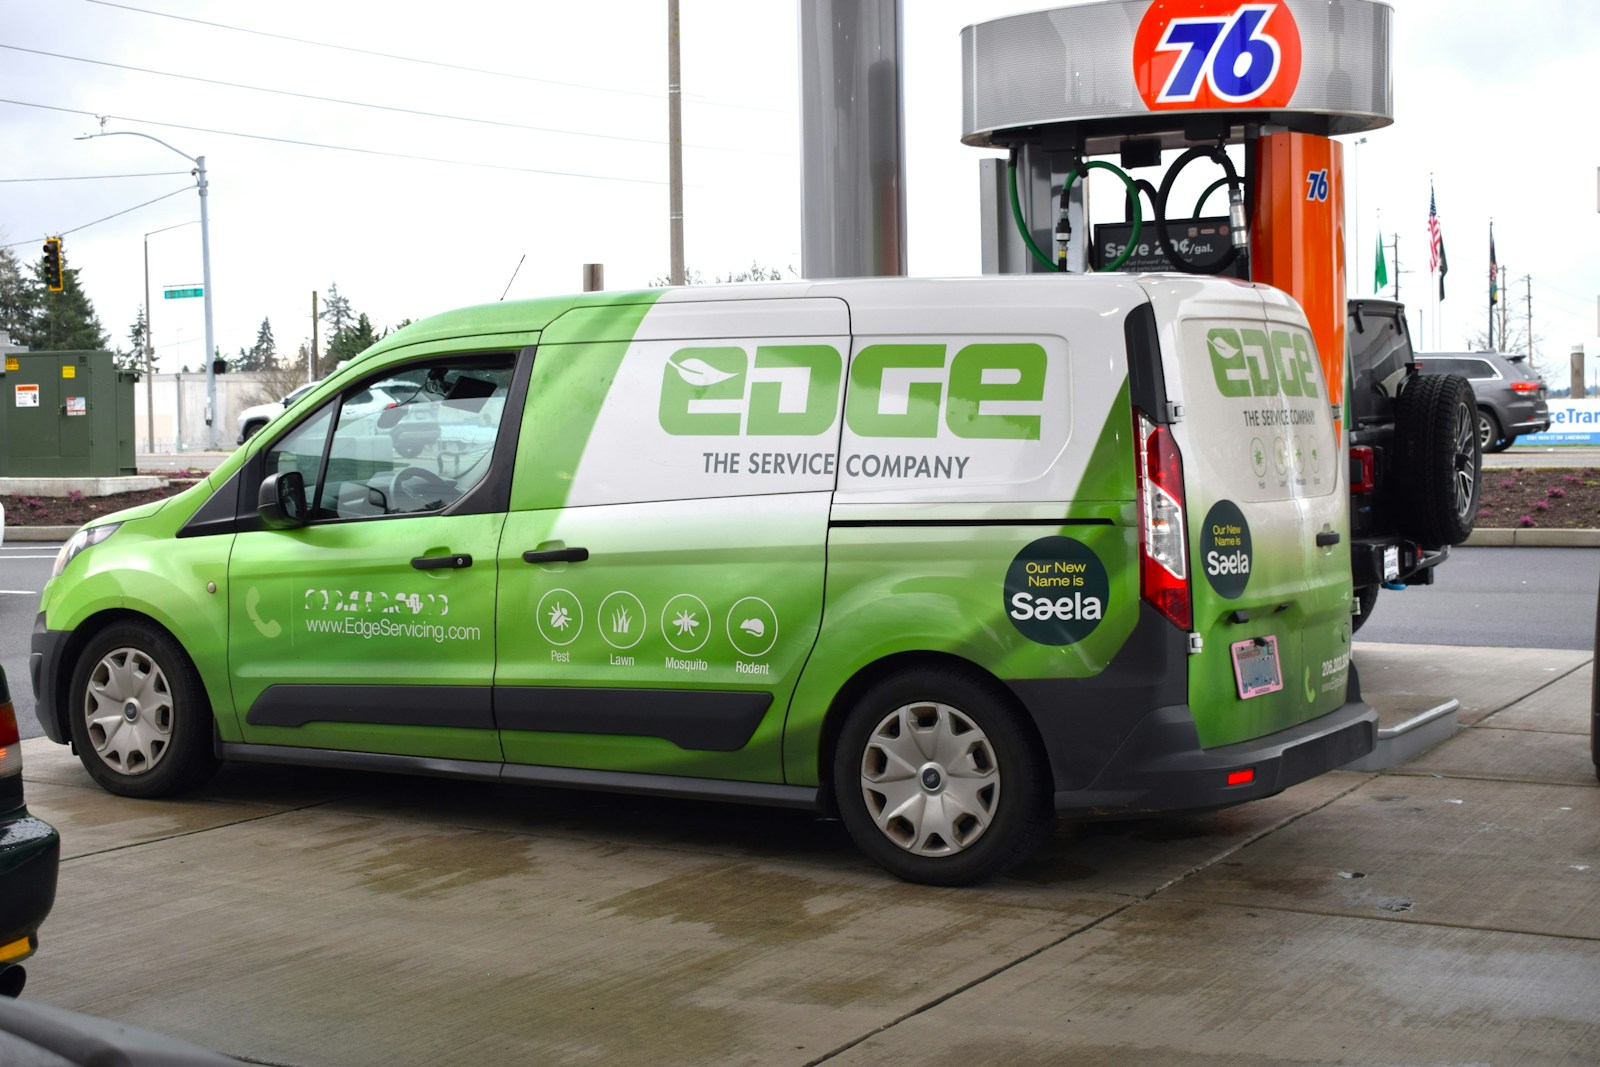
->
left=832, top=667, right=1053, bottom=885
left=67, top=622, right=219, bottom=798
left=1395, top=374, right=1480, bottom=547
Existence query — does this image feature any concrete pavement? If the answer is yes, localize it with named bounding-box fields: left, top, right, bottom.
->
left=15, top=641, right=1597, bottom=1066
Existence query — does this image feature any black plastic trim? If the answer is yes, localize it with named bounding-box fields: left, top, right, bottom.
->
left=495, top=686, right=772, bottom=752
left=27, top=615, right=69, bottom=745
left=1124, top=300, right=1169, bottom=422
left=217, top=743, right=819, bottom=810
left=1051, top=698, right=1376, bottom=816
left=1006, top=602, right=1190, bottom=792
left=176, top=468, right=244, bottom=539
left=245, top=685, right=495, bottom=730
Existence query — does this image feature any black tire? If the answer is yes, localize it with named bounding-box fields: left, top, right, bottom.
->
left=1395, top=374, right=1480, bottom=547
left=1477, top=409, right=1505, bottom=453
left=832, top=666, right=1053, bottom=886
left=1351, top=585, right=1379, bottom=634
left=67, top=622, right=219, bottom=798
left=241, top=419, right=266, bottom=442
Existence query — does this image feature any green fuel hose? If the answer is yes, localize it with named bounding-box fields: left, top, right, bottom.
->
left=1007, top=157, right=1143, bottom=273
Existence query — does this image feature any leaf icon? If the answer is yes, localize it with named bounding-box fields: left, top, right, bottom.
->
left=670, top=355, right=737, bottom=388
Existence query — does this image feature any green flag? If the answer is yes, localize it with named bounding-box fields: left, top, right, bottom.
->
left=1373, top=232, right=1388, bottom=294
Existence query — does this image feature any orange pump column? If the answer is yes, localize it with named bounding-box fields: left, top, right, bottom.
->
left=1249, top=132, right=1347, bottom=415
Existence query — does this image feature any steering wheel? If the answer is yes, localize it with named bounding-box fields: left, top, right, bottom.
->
left=392, top=466, right=457, bottom=513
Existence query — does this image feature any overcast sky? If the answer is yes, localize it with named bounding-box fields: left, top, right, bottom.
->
left=3, top=0, right=1597, bottom=384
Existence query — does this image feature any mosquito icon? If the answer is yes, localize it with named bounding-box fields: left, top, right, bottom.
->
left=672, top=609, right=700, bottom=637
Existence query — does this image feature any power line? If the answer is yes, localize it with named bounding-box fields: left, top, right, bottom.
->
left=0, top=170, right=191, bottom=182
left=0, top=98, right=668, bottom=185
left=82, top=0, right=667, bottom=101
left=80, top=0, right=792, bottom=116
left=0, top=43, right=720, bottom=151
left=1, top=183, right=194, bottom=247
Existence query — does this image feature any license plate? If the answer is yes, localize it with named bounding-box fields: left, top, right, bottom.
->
left=1382, top=545, right=1400, bottom=581
left=1230, top=636, right=1284, bottom=699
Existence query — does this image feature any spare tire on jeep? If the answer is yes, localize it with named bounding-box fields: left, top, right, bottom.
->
left=1394, top=373, right=1480, bottom=546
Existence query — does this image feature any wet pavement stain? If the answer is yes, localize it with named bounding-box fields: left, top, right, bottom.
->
left=301, top=824, right=541, bottom=900
left=592, top=863, right=868, bottom=944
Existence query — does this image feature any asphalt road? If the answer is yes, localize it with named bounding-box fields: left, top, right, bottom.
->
left=1356, top=545, right=1598, bottom=650
left=0, top=541, right=55, bottom=738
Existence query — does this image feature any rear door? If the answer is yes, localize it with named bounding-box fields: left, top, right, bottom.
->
left=1142, top=278, right=1349, bottom=748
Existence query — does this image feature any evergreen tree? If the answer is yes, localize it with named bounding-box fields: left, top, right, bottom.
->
left=113, top=306, right=148, bottom=373
left=251, top=317, right=277, bottom=371
left=0, top=244, right=38, bottom=344
left=319, top=282, right=354, bottom=337
left=324, top=312, right=379, bottom=371
left=30, top=255, right=110, bottom=351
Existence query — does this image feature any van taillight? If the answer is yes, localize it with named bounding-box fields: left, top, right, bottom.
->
left=1135, top=409, right=1191, bottom=630
left=1349, top=446, right=1376, bottom=493
left=0, top=699, right=19, bottom=780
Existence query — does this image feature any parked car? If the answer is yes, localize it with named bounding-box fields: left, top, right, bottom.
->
left=1416, top=350, right=1551, bottom=452
left=34, top=276, right=1381, bottom=885
left=0, top=665, right=61, bottom=997
left=235, top=381, right=317, bottom=445
left=1345, top=299, right=1481, bottom=631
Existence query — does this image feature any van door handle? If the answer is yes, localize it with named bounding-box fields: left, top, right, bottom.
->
left=412, top=554, right=473, bottom=570
left=523, top=547, right=590, bottom=564
left=1315, top=531, right=1341, bottom=547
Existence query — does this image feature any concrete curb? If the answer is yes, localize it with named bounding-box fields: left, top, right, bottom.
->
left=1463, top=527, right=1600, bottom=547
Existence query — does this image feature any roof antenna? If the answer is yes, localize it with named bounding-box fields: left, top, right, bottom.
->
left=499, top=254, right=525, bottom=301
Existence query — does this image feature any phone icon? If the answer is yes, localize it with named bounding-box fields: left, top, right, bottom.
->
left=246, top=586, right=281, bottom=639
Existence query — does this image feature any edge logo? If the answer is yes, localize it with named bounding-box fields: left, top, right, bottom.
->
left=1207, top=327, right=1319, bottom=400
left=658, top=342, right=1048, bottom=440
left=1132, top=0, right=1303, bottom=112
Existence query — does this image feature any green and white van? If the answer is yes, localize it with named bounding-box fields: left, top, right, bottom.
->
left=31, top=275, right=1375, bottom=884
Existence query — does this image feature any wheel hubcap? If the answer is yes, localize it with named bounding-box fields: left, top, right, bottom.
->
left=859, top=701, right=1000, bottom=857
left=84, top=647, right=174, bottom=776
left=1454, top=403, right=1478, bottom=519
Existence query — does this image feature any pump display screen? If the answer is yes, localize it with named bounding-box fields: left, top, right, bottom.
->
left=1094, top=217, right=1245, bottom=276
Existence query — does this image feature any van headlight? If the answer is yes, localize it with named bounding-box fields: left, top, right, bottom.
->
left=52, top=523, right=122, bottom=579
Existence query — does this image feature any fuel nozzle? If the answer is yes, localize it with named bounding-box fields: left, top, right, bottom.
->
left=1054, top=194, right=1072, bottom=271
left=1228, top=183, right=1249, bottom=250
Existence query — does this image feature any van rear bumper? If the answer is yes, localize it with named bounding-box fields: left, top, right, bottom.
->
left=1051, top=697, right=1377, bottom=816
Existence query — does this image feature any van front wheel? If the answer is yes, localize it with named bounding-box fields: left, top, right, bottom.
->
left=832, top=668, right=1053, bottom=885
left=67, top=622, right=219, bottom=798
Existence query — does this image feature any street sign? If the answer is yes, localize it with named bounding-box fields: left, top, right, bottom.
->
left=163, top=286, right=204, bottom=300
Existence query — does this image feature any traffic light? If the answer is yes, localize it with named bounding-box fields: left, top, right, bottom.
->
left=42, top=237, right=63, bottom=292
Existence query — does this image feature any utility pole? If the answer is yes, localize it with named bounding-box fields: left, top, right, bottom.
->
left=311, top=291, right=319, bottom=381
left=667, top=0, right=685, bottom=286
left=142, top=242, right=153, bottom=453
left=1525, top=274, right=1534, bottom=368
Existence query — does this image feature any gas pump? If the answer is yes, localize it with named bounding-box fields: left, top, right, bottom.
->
left=964, top=0, right=1480, bottom=630
left=963, top=0, right=1388, bottom=416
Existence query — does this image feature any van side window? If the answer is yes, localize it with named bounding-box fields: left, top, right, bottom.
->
left=264, top=358, right=514, bottom=522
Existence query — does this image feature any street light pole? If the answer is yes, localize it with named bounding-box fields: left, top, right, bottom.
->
left=76, top=128, right=219, bottom=449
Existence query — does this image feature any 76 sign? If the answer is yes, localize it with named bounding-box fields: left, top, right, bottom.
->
left=1133, top=0, right=1304, bottom=113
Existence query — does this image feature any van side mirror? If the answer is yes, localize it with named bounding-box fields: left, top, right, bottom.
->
left=258, top=471, right=308, bottom=529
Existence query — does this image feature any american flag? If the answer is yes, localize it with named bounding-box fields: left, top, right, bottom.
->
left=1428, top=183, right=1447, bottom=299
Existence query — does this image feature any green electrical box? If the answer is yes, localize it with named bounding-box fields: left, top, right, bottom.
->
left=0, top=351, right=138, bottom=478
